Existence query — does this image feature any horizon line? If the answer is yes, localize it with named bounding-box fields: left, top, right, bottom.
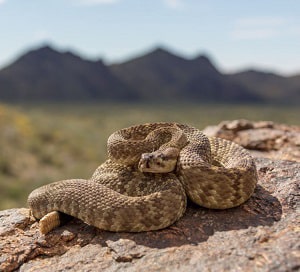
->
left=1, top=41, right=299, bottom=77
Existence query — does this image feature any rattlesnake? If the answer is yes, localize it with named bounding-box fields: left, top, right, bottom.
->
left=28, top=122, right=258, bottom=233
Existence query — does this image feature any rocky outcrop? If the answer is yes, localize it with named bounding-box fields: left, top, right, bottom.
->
left=203, top=119, right=300, bottom=162
left=1, top=120, right=299, bottom=271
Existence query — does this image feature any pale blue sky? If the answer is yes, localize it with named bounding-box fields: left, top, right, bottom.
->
left=0, top=0, right=300, bottom=75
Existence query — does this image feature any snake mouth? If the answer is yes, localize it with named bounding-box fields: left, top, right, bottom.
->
left=138, top=154, right=153, bottom=172
left=138, top=152, right=177, bottom=173
left=139, top=158, right=150, bottom=170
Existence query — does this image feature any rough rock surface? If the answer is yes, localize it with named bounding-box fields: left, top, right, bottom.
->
left=203, top=119, right=300, bottom=162
left=1, top=120, right=299, bottom=272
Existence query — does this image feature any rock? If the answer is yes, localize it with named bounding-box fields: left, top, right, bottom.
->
left=0, top=157, right=299, bottom=272
left=0, top=208, right=34, bottom=236
left=106, top=239, right=148, bottom=262
left=1, top=120, right=299, bottom=271
left=203, top=119, right=300, bottom=162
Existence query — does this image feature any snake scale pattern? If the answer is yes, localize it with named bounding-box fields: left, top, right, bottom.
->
left=28, top=122, right=258, bottom=233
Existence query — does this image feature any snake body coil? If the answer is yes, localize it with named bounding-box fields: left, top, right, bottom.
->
left=28, top=123, right=257, bottom=233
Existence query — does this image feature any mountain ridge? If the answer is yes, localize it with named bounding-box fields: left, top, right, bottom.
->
left=0, top=45, right=137, bottom=102
left=0, top=45, right=299, bottom=104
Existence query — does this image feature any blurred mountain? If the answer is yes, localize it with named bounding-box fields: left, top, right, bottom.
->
left=228, top=70, right=300, bottom=104
left=0, top=45, right=299, bottom=104
left=110, top=47, right=260, bottom=103
left=0, top=46, right=137, bottom=102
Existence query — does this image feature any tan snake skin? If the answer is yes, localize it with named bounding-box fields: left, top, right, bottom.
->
left=28, top=123, right=258, bottom=233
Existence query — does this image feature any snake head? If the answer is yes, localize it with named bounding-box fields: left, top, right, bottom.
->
left=138, top=147, right=179, bottom=173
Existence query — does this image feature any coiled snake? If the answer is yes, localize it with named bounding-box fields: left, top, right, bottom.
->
left=28, top=122, right=258, bottom=233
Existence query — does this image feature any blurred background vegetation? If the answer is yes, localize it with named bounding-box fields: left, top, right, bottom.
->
left=0, top=102, right=299, bottom=209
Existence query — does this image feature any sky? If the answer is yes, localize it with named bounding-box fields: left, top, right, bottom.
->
left=0, top=0, right=300, bottom=75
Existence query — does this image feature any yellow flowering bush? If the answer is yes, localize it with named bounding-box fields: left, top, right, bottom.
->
left=0, top=103, right=34, bottom=142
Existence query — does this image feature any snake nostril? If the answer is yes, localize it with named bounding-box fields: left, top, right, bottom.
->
left=146, top=159, right=150, bottom=168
